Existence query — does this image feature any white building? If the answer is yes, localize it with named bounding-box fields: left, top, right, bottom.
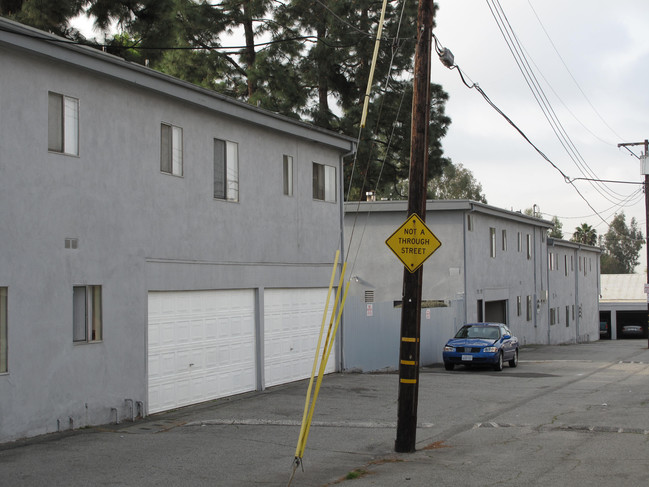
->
left=343, top=201, right=601, bottom=372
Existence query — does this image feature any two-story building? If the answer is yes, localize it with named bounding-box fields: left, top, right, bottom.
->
left=342, top=201, right=601, bottom=371
left=0, top=17, right=355, bottom=443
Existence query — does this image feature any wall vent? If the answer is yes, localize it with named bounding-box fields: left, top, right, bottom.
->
left=364, top=290, right=375, bottom=303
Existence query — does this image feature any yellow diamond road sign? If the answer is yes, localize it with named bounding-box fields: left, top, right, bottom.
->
left=386, top=213, right=441, bottom=273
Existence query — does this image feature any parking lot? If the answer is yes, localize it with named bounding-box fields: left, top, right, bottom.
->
left=1, top=340, right=648, bottom=486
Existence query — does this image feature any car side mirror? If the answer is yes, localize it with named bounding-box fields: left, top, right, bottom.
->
left=503, top=334, right=511, bottom=340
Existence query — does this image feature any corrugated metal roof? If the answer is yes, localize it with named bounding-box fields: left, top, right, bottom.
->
left=600, top=274, right=646, bottom=302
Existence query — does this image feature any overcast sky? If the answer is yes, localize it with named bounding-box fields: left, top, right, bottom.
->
left=431, top=0, right=649, bottom=270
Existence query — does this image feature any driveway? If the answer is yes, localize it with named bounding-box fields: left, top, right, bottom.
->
left=1, top=340, right=648, bottom=486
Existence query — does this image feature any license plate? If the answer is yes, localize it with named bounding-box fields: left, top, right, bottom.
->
left=461, top=355, right=473, bottom=361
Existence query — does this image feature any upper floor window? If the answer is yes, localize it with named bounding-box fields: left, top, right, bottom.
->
left=0, top=287, right=7, bottom=373
left=160, top=123, right=183, bottom=176
left=73, top=285, right=102, bottom=343
left=48, top=92, right=79, bottom=156
left=214, top=139, right=239, bottom=201
left=467, top=214, right=474, bottom=231
left=490, top=227, right=496, bottom=258
left=283, top=155, right=294, bottom=196
left=502, top=229, right=507, bottom=251
left=526, top=234, right=532, bottom=260
left=313, top=162, right=336, bottom=202
left=517, top=232, right=522, bottom=252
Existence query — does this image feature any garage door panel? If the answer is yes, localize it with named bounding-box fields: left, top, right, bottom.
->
left=264, top=288, right=336, bottom=388
left=148, top=290, right=256, bottom=414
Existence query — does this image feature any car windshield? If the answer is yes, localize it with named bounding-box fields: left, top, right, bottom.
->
left=455, top=326, right=500, bottom=340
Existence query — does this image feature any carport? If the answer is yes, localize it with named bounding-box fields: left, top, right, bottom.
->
left=599, top=274, right=647, bottom=340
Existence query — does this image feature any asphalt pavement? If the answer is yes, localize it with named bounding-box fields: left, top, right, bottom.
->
left=1, top=340, right=648, bottom=487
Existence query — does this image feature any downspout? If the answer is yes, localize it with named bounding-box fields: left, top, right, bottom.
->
left=546, top=236, right=552, bottom=345
left=575, top=245, right=581, bottom=342
left=338, top=142, right=357, bottom=371
left=463, top=203, right=476, bottom=325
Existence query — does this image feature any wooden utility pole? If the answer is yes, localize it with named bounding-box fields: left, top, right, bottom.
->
left=617, top=139, right=649, bottom=350
left=394, top=0, right=434, bottom=453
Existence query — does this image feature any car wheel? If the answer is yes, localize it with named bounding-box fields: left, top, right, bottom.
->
left=493, top=352, right=503, bottom=371
left=444, top=362, right=454, bottom=371
left=509, top=349, right=518, bottom=368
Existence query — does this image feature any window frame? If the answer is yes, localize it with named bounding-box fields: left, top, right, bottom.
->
left=490, top=227, right=497, bottom=258
left=73, top=285, right=103, bottom=344
left=0, top=287, right=7, bottom=373
left=526, top=295, right=532, bottom=321
left=214, top=138, right=239, bottom=202
left=283, top=155, right=294, bottom=196
left=160, top=123, right=183, bottom=176
left=48, top=91, right=79, bottom=156
left=312, top=162, right=336, bottom=203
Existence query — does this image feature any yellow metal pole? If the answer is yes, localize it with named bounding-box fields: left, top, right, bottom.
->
left=294, top=251, right=340, bottom=459
left=360, top=0, right=389, bottom=128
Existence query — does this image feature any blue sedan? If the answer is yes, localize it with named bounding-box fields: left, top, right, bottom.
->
left=443, top=323, right=519, bottom=371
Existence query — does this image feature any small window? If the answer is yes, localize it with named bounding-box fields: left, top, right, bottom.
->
left=517, top=232, right=522, bottom=252
left=526, top=234, right=532, bottom=260
left=502, top=229, right=507, bottom=251
left=467, top=214, right=474, bottom=232
left=566, top=306, right=570, bottom=327
left=0, top=287, right=7, bottom=373
left=160, top=123, right=183, bottom=176
left=214, top=139, right=239, bottom=201
left=526, top=295, right=532, bottom=321
left=550, top=307, right=556, bottom=325
left=73, top=285, right=102, bottom=343
left=283, top=155, right=294, bottom=196
left=549, top=253, right=553, bottom=270
left=48, top=92, right=79, bottom=156
left=564, top=255, right=568, bottom=276
left=490, top=227, right=496, bottom=258
left=517, top=296, right=522, bottom=316
left=313, top=162, right=336, bottom=202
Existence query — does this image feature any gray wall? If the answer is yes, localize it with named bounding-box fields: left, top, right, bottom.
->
left=343, top=201, right=600, bottom=372
left=0, top=33, right=351, bottom=443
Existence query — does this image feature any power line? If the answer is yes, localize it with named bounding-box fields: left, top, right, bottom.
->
left=486, top=0, right=630, bottom=205
left=526, top=0, right=625, bottom=143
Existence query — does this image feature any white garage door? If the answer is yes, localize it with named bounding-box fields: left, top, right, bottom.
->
left=264, top=288, right=337, bottom=388
left=148, top=290, right=256, bottom=414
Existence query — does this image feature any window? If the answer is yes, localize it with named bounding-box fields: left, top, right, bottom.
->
left=160, top=123, right=183, bottom=176
left=73, top=285, right=102, bottom=343
left=48, top=92, right=79, bottom=156
left=313, top=162, right=336, bottom=202
left=517, top=296, right=522, bottom=316
left=467, top=214, right=474, bottom=231
left=564, top=255, right=568, bottom=276
left=550, top=307, right=556, bottom=325
left=0, top=287, right=7, bottom=373
left=517, top=232, right=522, bottom=252
left=214, top=139, right=239, bottom=201
left=283, top=155, right=294, bottom=196
left=526, top=295, right=532, bottom=321
left=490, top=227, right=496, bottom=258
left=566, top=306, right=570, bottom=327
left=502, top=230, right=507, bottom=251
left=526, top=234, right=532, bottom=260
left=549, top=253, right=554, bottom=270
